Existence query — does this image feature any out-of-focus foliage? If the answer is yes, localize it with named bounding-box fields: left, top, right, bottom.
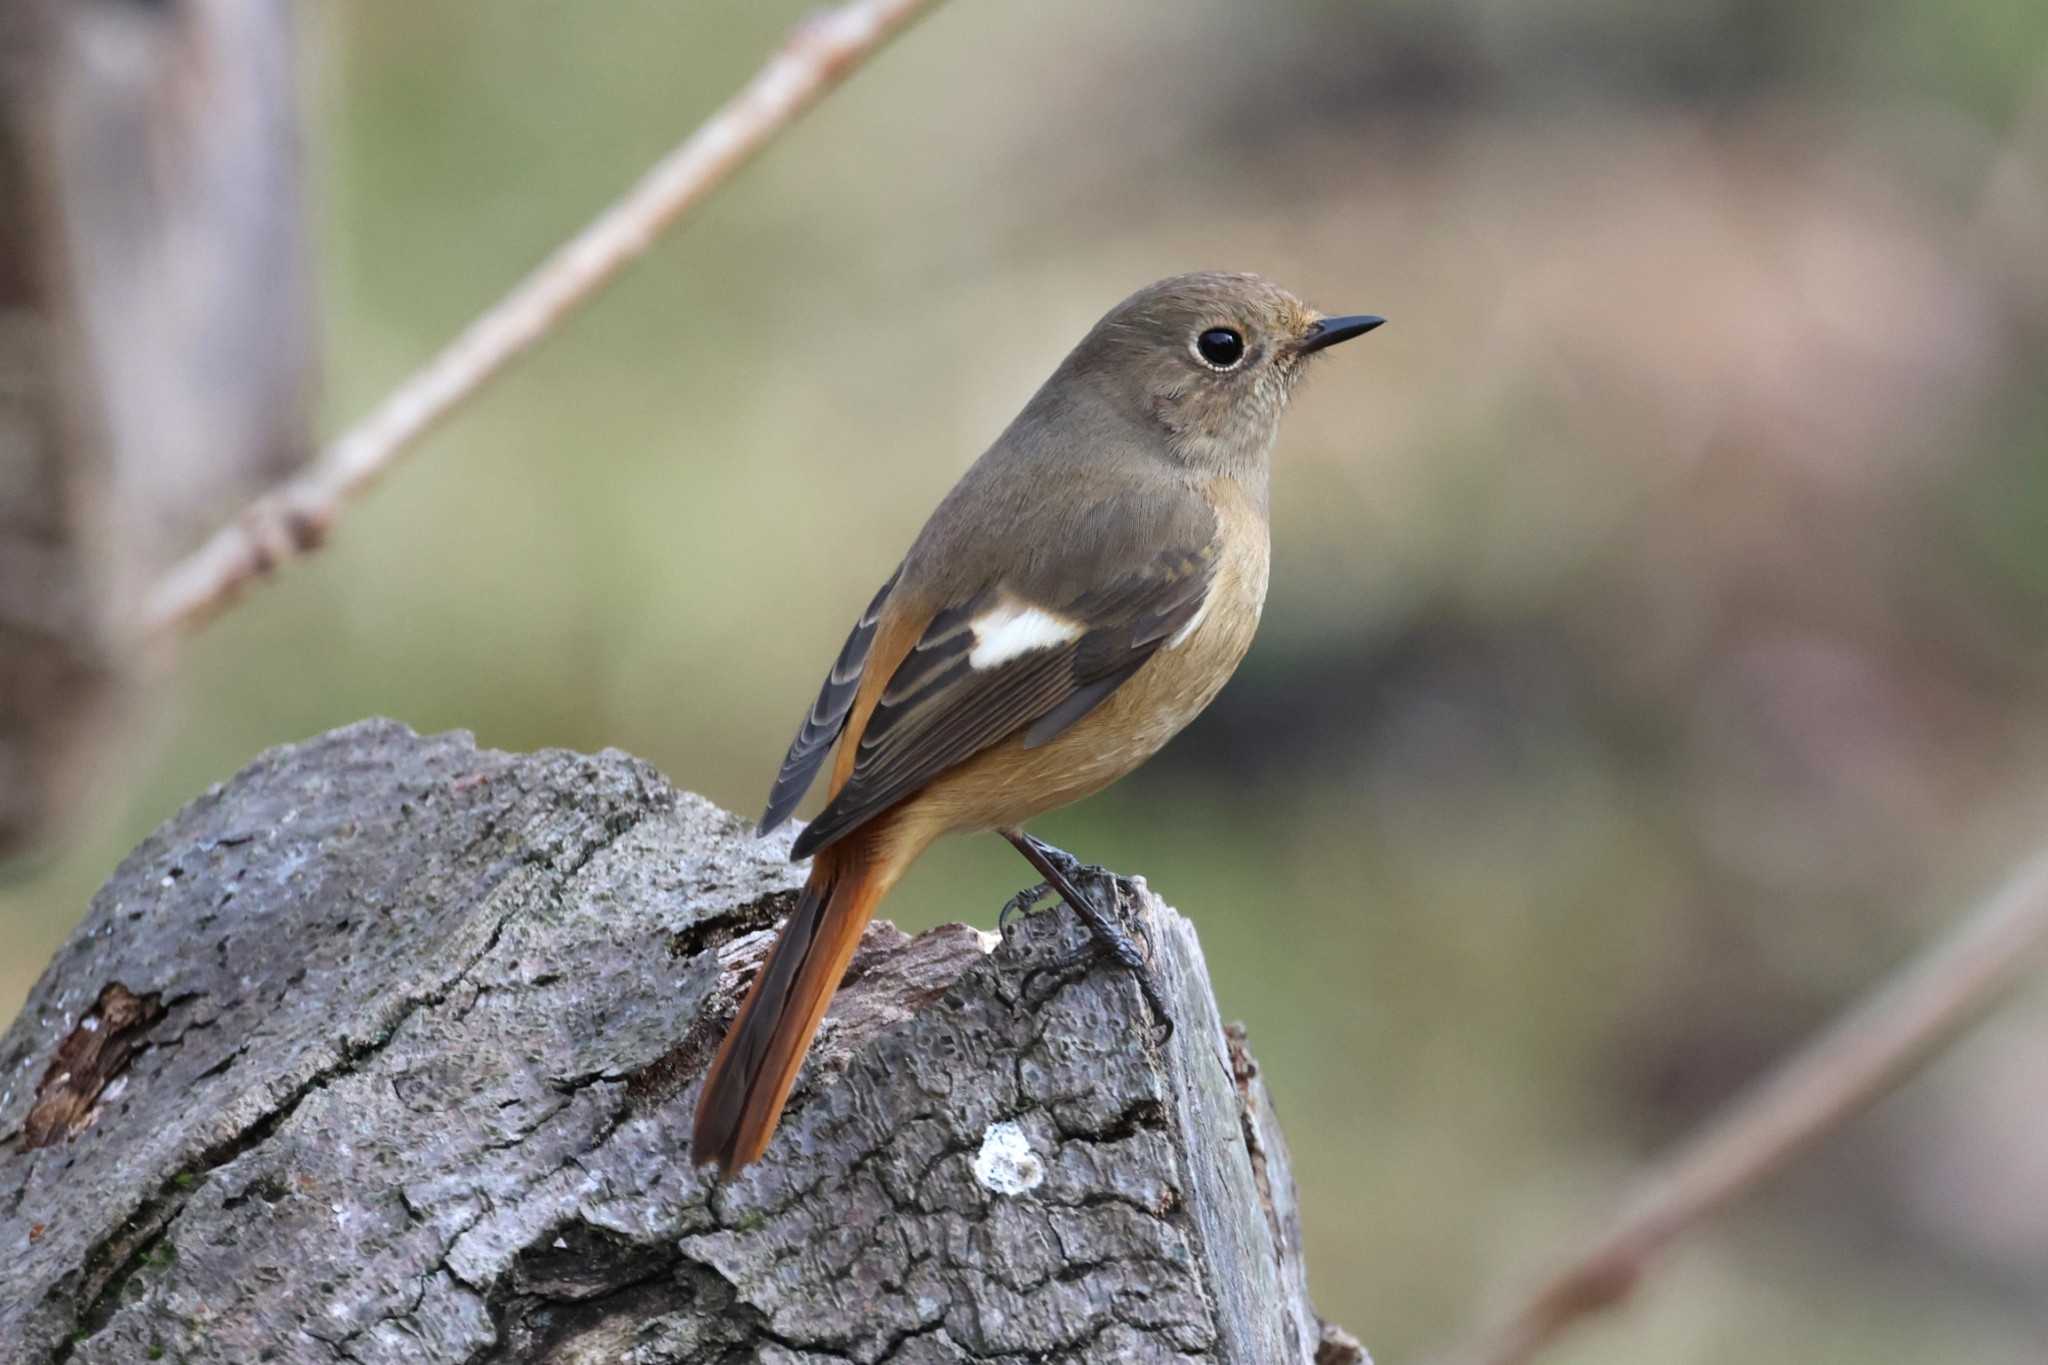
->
left=6, top=2, right=2048, bottom=1359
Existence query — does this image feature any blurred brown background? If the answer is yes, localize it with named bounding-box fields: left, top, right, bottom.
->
left=6, top=2, right=2048, bottom=1360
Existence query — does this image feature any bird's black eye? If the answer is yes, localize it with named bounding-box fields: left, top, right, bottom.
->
left=1195, top=327, right=1245, bottom=369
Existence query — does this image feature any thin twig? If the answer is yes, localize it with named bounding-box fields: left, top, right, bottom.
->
left=140, top=0, right=945, bottom=639
left=1439, top=848, right=2048, bottom=1365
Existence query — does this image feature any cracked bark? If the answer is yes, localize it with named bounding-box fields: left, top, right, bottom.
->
left=0, top=721, right=1365, bottom=1364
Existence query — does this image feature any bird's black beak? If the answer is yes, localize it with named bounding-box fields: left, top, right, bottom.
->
left=1298, top=314, right=1385, bottom=355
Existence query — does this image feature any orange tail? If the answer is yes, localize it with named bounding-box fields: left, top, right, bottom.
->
left=691, top=838, right=897, bottom=1173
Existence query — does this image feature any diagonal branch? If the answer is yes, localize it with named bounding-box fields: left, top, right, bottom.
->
left=1436, top=848, right=2048, bottom=1365
left=140, top=0, right=946, bottom=639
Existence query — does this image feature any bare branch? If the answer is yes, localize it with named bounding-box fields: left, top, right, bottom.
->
left=1439, top=849, right=2048, bottom=1365
left=140, top=0, right=945, bottom=639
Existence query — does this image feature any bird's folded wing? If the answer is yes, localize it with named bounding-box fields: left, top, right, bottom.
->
left=786, top=537, right=1217, bottom=859
left=759, top=569, right=899, bottom=835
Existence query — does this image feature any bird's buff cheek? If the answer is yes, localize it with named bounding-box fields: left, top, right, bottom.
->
left=967, top=603, right=1082, bottom=669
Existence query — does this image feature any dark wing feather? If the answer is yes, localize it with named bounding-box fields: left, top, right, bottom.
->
left=788, top=541, right=1215, bottom=859
left=1021, top=542, right=1212, bottom=746
left=759, top=568, right=899, bottom=834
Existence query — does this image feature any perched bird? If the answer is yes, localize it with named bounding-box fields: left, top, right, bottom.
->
left=692, top=272, right=1382, bottom=1173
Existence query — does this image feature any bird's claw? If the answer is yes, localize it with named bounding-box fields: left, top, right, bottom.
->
left=998, top=881, right=1056, bottom=932
left=1018, top=937, right=1176, bottom=1042
left=1002, top=856, right=1174, bottom=1041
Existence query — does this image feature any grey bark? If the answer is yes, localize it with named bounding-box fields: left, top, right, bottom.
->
left=0, top=721, right=1365, bottom=1365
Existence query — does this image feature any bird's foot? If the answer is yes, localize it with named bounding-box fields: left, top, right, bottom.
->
left=1021, top=937, right=1176, bottom=1043
left=1003, top=832, right=1173, bottom=1041
left=998, top=881, right=1056, bottom=932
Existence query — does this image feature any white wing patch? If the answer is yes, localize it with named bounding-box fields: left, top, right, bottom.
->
left=968, top=601, right=1082, bottom=669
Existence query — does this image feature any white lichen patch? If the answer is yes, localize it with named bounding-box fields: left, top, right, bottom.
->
left=972, top=1121, right=1044, bottom=1196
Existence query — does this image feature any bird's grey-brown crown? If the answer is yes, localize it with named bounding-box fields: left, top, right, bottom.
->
left=1092, top=272, right=1320, bottom=375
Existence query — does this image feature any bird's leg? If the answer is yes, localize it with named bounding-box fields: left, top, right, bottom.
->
left=1000, top=829, right=1172, bottom=1038
left=996, top=836, right=1111, bottom=932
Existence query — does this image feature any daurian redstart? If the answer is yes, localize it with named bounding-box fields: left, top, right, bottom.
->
left=693, top=272, right=1381, bottom=1173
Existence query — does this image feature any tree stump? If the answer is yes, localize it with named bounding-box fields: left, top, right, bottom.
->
left=0, top=721, right=1365, bottom=1364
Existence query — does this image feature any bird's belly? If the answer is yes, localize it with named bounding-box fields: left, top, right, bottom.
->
left=916, top=534, right=1269, bottom=835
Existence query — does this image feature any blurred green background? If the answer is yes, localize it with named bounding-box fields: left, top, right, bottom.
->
left=8, top=1, right=2048, bottom=1359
